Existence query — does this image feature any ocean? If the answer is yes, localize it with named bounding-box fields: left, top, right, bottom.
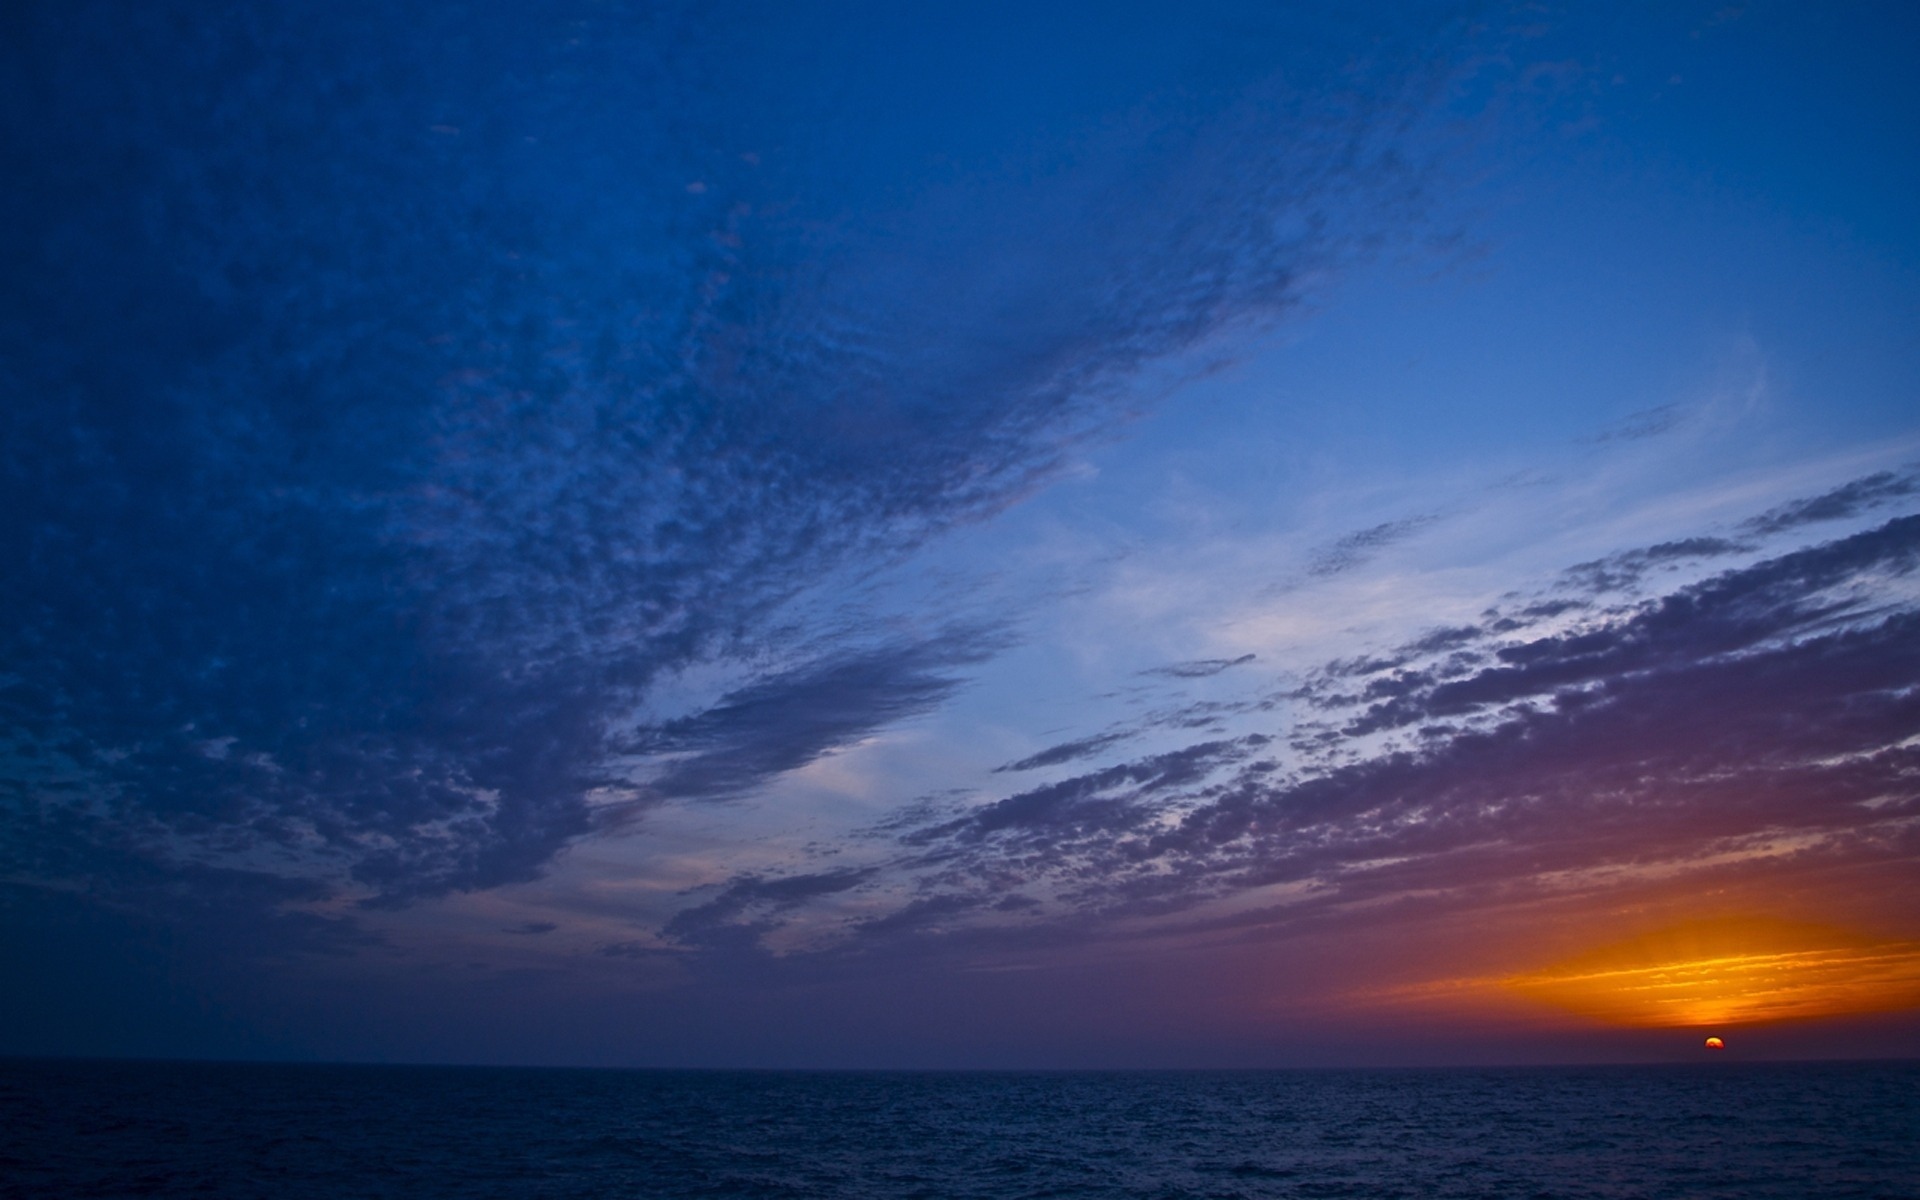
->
left=2, top=1059, right=1915, bottom=1198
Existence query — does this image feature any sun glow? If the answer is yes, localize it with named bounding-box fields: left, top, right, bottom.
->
left=1502, top=917, right=1920, bottom=1027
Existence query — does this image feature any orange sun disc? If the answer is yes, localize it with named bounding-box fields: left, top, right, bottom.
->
left=1704, top=1036, right=1725, bottom=1050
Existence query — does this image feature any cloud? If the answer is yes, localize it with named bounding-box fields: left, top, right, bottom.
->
left=1306, top=516, right=1442, bottom=577
left=913, top=738, right=1267, bottom=847
left=1740, top=470, right=1920, bottom=535
left=595, top=941, right=665, bottom=960
left=633, top=629, right=1006, bottom=803
left=0, top=0, right=1454, bottom=931
left=1558, top=537, right=1748, bottom=593
left=1577, top=403, right=1683, bottom=444
left=1140, top=654, right=1259, bottom=680
left=663, top=869, right=876, bottom=952
left=1332, top=513, right=1920, bottom=737
left=995, top=733, right=1135, bottom=773
left=689, top=505, right=1920, bottom=959
left=1151, top=519, right=1913, bottom=902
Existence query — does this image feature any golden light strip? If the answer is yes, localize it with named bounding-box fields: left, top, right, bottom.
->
left=1500, top=918, right=1920, bottom=1027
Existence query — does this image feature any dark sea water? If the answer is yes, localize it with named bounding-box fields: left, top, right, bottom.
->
left=1, top=1060, right=1915, bottom=1199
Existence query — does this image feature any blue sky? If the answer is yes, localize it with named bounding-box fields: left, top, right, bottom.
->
left=4, top=0, right=1919, bottom=1066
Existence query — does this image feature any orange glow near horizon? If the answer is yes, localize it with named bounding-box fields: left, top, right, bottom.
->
left=1500, top=916, right=1920, bottom=1028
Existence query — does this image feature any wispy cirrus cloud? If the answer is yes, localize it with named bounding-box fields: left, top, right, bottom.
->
left=1141, top=654, right=1259, bottom=680
left=1307, top=516, right=1445, bottom=578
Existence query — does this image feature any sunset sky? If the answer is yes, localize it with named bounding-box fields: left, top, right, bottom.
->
left=4, top=0, right=1919, bottom=1067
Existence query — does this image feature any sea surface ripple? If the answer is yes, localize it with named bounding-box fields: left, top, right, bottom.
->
left=2, top=1060, right=1915, bottom=1198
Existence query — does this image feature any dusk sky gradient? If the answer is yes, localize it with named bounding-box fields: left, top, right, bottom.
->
left=4, top=0, right=1919, bottom=1068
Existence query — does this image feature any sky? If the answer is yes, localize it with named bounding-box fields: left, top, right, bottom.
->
left=3, top=0, right=1919, bottom=1068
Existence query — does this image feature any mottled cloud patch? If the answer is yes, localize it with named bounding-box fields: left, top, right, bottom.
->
left=0, top=0, right=1452, bottom=933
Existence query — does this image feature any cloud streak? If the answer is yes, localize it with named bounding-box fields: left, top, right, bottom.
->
left=633, top=629, right=1006, bottom=804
